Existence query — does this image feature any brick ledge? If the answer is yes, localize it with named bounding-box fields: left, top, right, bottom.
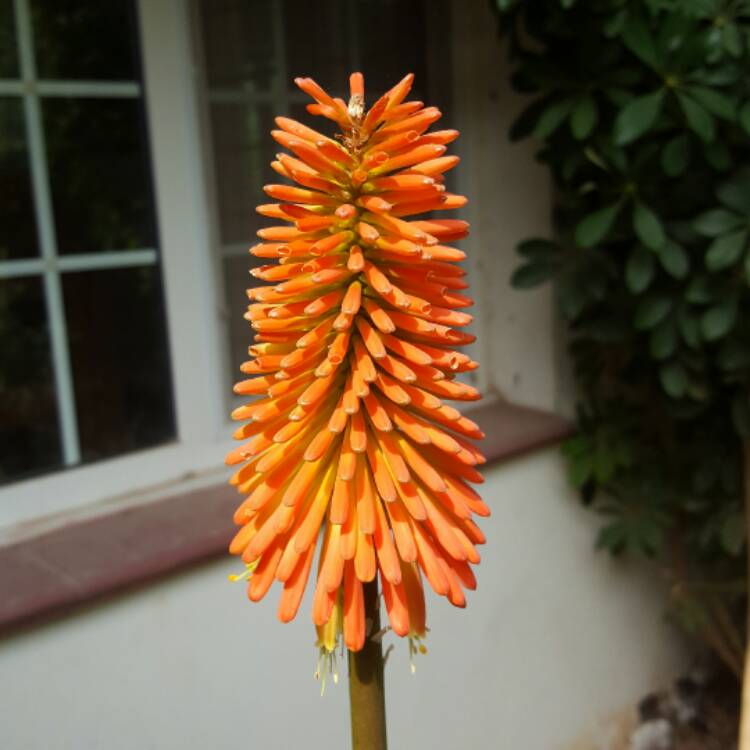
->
left=0, top=400, right=571, bottom=635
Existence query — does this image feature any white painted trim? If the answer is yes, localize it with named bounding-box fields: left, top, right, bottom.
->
left=35, top=81, right=141, bottom=97
left=0, top=249, right=158, bottom=278
left=0, top=437, right=235, bottom=535
left=0, top=0, right=229, bottom=532
left=0, top=80, right=23, bottom=94
left=0, top=80, right=141, bottom=97
left=137, top=0, right=225, bottom=445
left=14, top=0, right=81, bottom=466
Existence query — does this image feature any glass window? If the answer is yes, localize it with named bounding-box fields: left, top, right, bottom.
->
left=62, top=267, right=173, bottom=463
left=44, top=98, right=157, bottom=254
left=30, top=0, right=140, bottom=81
left=194, top=0, right=452, bottom=389
left=0, top=0, right=174, bottom=485
left=0, top=98, right=38, bottom=260
left=0, top=0, right=18, bottom=77
left=0, top=276, right=62, bottom=481
left=208, top=102, right=276, bottom=246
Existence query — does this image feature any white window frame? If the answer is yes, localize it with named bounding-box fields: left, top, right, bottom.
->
left=0, top=0, right=160, bottom=468
left=0, top=0, right=564, bottom=540
left=0, top=0, right=233, bottom=535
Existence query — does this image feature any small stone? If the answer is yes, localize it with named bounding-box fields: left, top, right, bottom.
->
left=630, top=718, right=673, bottom=750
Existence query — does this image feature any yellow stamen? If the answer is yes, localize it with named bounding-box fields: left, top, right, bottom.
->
left=408, top=634, right=428, bottom=674
left=227, top=560, right=260, bottom=582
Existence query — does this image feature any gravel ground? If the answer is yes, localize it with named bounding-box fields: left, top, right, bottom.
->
left=627, top=668, right=738, bottom=750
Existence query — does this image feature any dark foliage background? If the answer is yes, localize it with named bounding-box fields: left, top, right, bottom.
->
left=493, top=0, right=750, bottom=675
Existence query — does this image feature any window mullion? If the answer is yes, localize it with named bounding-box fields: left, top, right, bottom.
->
left=137, top=0, right=226, bottom=445
left=14, top=0, right=81, bottom=466
left=270, top=0, right=289, bottom=117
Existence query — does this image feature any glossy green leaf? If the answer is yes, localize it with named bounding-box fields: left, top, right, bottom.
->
left=677, top=93, right=715, bottom=142
left=658, top=240, right=689, bottom=279
left=659, top=361, right=688, bottom=398
left=633, top=202, right=665, bottom=249
left=661, top=134, right=691, bottom=176
left=626, top=247, right=655, bottom=293
left=534, top=98, right=575, bottom=138
left=705, top=229, right=747, bottom=271
left=701, top=299, right=738, bottom=341
left=575, top=202, right=621, bottom=247
left=569, top=452, right=593, bottom=487
left=511, top=261, right=557, bottom=289
left=650, top=318, right=677, bottom=360
left=621, top=15, right=660, bottom=70
left=685, top=275, right=715, bottom=304
left=571, top=96, right=598, bottom=139
left=635, top=295, right=672, bottom=330
left=717, top=175, right=750, bottom=215
left=722, top=23, right=742, bottom=57
left=693, top=208, right=744, bottom=237
left=694, top=66, right=741, bottom=86
left=685, top=86, right=736, bottom=120
left=678, top=313, right=701, bottom=349
left=614, top=90, right=664, bottom=145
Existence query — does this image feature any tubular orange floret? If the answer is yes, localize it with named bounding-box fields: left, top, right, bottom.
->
left=226, top=72, right=486, bottom=660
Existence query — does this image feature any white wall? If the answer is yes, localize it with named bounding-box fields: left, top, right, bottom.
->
left=452, top=1, right=569, bottom=414
left=0, top=451, right=684, bottom=750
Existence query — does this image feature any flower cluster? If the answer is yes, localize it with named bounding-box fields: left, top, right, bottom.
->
left=226, top=72, right=487, bottom=663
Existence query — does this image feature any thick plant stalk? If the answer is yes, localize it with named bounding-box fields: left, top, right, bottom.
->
left=348, top=580, right=387, bottom=750
left=741, top=441, right=750, bottom=750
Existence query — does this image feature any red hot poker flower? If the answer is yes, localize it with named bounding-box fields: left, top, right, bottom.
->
left=226, top=72, right=488, bottom=672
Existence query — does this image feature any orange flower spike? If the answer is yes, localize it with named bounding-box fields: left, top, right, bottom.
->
left=226, top=72, right=486, bottom=662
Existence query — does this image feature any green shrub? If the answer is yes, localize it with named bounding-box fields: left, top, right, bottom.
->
left=494, top=0, right=750, bottom=673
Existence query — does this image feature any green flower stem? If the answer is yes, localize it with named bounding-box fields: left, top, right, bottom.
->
left=348, top=579, right=388, bottom=750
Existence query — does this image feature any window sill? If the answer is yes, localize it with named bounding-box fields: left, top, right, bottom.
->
left=0, top=400, right=571, bottom=635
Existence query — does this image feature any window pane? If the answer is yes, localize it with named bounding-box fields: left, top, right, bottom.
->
left=282, top=0, right=348, bottom=94
left=356, top=0, right=430, bottom=98
left=196, top=0, right=451, bottom=394
left=31, top=0, right=139, bottom=81
left=0, top=97, right=38, bottom=259
left=223, top=254, right=254, bottom=379
left=0, top=0, right=18, bottom=77
left=62, top=266, right=174, bottom=463
left=210, top=103, right=277, bottom=245
left=199, top=0, right=276, bottom=90
left=0, top=277, right=62, bottom=483
left=43, top=97, right=157, bottom=254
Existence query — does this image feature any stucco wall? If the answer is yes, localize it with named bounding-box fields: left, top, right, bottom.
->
left=0, top=450, right=683, bottom=750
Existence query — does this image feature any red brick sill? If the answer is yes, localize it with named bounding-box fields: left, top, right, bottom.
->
left=0, top=400, right=571, bottom=635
